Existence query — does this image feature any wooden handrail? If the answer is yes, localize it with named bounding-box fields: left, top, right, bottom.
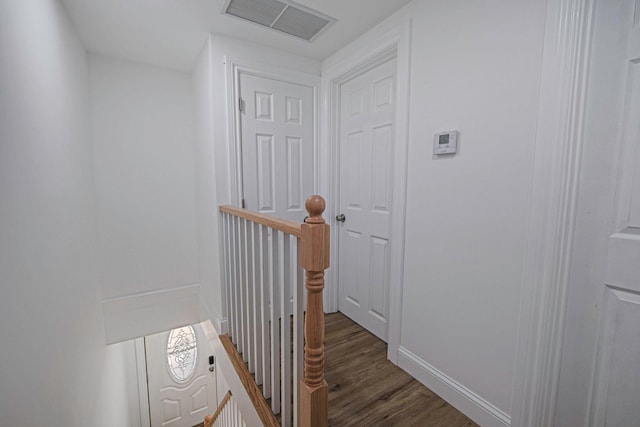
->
left=204, top=390, right=232, bottom=427
left=219, top=205, right=302, bottom=237
left=299, top=196, right=329, bottom=427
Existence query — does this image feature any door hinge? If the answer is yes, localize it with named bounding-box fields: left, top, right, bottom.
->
left=239, top=97, right=245, bottom=113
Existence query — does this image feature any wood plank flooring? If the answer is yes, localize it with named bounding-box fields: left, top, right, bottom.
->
left=325, top=312, right=478, bottom=427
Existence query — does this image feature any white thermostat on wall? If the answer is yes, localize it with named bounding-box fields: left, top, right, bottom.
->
left=433, top=130, right=459, bottom=155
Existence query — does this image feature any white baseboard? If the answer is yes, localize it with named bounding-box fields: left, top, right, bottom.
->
left=397, top=346, right=510, bottom=427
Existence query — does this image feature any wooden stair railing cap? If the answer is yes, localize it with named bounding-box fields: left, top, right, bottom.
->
left=219, top=204, right=301, bottom=237
left=304, top=195, right=326, bottom=224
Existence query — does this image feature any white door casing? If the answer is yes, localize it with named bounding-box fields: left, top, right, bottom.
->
left=589, top=3, right=640, bottom=424
left=337, top=58, right=397, bottom=342
left=509, top=0, right=594, bottom=423
left=146, top=324, right=216, bottom=427
left=239, top=73, right=314, bottom=223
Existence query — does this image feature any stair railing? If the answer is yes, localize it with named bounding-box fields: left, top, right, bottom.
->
left=218, top=195, right=329, bottom=427
left=205, top=391, right=245, bottom=427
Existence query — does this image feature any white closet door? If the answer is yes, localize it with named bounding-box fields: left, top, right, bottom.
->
left=337, top=58, right=396, bottom=342
left=239, top=73, right=314, bottom=223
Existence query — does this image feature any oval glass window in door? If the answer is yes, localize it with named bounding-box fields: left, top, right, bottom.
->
left=166, top=326, right=198, bottom=383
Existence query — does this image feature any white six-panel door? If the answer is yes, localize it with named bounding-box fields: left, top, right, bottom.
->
left=239, top=73, right=314, bottom=223
left=337, top=58, right=396, bottom=341
left=590, top=3, right=640, bottom=425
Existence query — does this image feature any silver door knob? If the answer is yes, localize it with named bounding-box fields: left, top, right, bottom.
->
left=336, top=213, right=346, bottom=222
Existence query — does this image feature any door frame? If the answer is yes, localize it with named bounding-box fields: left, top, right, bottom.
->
left=134, top=337, right=151, bottom=427
left=320, top=19, right=411, bottom=363
left=224, top=56, right=320, bottom=208
left=510, top=0, right=595, bottom=425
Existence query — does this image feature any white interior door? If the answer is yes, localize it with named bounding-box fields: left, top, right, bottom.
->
left=590, top=3, right=640, bottom=425
left=337, top=58, right=396, bottom=342
left=146, top=324, right=216, bottom=427
left=239, top=73, right=314, bottom=222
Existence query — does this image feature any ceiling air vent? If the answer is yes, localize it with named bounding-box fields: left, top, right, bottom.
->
left=224, top=0, right=336, bottom=41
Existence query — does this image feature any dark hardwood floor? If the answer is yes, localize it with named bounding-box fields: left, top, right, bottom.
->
left=325, top=312, right=478, bottom=427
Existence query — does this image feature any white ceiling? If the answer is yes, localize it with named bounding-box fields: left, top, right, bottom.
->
left=62, top=0, right=413, bottom=71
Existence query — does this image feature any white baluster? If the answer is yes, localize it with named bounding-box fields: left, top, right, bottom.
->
left=270, top=228, right=281, bottom=414
left=246, top=219, right=255, bottom=373
left=222, top=213, right=232, bottom=338
left=231, top=215, right=240, bottom=347
left=292, top=235, right=303, bottom=427
left=236, top=217, right=245, bottom=354
left=260, top=224, right=271, bottom=399
left=239, top=218, right=248, bottom=358
left=251, top=222, right=261, bottom=381
left=281, top=232, right=292, bottom=426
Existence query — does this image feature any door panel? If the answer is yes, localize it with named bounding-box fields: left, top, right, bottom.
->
left=591, top=284, right=640, bottom=426
left=338, top=58, right=396, bottom=341
left=369, top=236, right=389, bottom=320
left=597, top=288, right=640, bottom=426
left=240, top=74, right=314, bottom=222
left=286, top=136, right=303, bottom=210
left=591, top=3, right=640, bottom=425
left=624, top=61, right=640, bottom=228
left=371, top=125, right=393, bottom=212
left=256, top=134, right=275, bottom=211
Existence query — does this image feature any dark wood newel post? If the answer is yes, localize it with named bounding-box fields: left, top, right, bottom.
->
left=300, top=195, right=329, bottom=427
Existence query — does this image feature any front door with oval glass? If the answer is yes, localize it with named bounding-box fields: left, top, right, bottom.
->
left=145, top=324, right=216, bottom=427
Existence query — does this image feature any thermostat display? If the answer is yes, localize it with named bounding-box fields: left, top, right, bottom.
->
left=433, top=130, right=458, bottom=155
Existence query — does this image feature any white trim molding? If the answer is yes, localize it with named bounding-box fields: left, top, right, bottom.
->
left=102, top=283, right=202, bottom=344
left=511, top=0, right=595, bottom=425
left=320, top=19, right=411, bottom=364
left=134, top=337, right=151, bottom=427
left=398, top=346, right=510, bottom=427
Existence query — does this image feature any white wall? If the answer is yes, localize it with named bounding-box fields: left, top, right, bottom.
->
left=192, top=39, right=223, bottom=326
left=94, top=341, right=143, bottom=427
left=0, top=1, right=134, bottom=424
left=192, top=35, right=321, bottom=327
left=322, top=0, right=547, bottom=424
left=89, top=55, right=199, bottom=300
